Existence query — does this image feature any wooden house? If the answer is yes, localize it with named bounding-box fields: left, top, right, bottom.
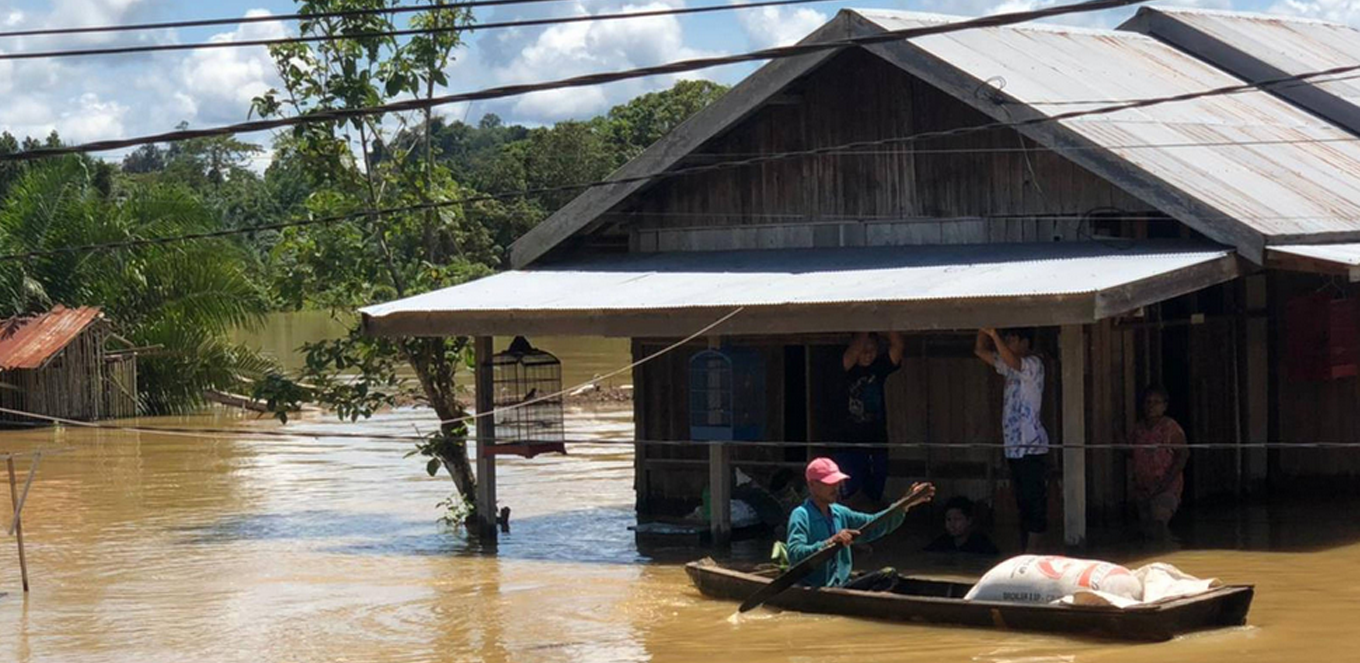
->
left=360, top=9, right=1360, bottom=544
left=0, top=306, right=138, bottom=423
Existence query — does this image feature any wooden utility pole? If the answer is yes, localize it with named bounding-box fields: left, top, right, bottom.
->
left=474, top=337, right=499, bottom=538
left=1060, top=325, right=1088, bottom=548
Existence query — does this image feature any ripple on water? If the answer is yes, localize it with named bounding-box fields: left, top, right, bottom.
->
left=5, top=405, right=1360, bottom=662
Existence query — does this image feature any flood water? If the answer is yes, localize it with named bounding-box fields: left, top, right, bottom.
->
left=3, top=315, right=1360, bottom=661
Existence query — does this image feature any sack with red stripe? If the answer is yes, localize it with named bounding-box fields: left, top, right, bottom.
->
left=963, top=555, right=1142, bottom=604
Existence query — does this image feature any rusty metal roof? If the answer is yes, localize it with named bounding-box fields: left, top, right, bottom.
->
left=0, top=306, right=103, bottom=371
left=1122, top=7, right=1360, bottom=136
left=361, top=241, right=1239, bottom=337
left=850, top=9, right=1360, bottom=260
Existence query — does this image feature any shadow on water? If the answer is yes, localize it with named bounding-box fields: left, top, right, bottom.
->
left=173, top=505, right=711, bottom=566
left=173, top=510, right=423, bottom=544
left=1082, top=496, right=1360, bottom=559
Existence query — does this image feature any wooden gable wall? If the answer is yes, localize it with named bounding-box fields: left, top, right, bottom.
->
left=581, top=48, right=1170, bottom=255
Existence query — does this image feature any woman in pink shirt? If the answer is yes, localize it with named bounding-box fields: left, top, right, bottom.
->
left=1128, top=385, right=1190, bottom=542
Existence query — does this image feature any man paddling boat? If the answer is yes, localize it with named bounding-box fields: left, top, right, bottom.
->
left=786, top=457, right=935, bottom=591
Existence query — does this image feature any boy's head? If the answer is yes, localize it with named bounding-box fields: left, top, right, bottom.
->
left=1000, top=328, right=1036, bottom=356
left=805, top=457, right=850, bottom=504
left=854, top=332, right=883, bottom=367
left=943, top=496, right=976, bottom=538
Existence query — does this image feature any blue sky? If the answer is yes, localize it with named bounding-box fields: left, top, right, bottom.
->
left=0, top=0, right=1353, bottom=158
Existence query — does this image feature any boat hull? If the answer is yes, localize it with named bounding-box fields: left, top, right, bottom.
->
left=685, top=559, right=1253, bottom=642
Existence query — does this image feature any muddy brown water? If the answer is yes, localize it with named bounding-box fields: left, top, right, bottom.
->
left=4, top=406, right=1360, bottom=662
left=2, top=315, right=1359, bottom=661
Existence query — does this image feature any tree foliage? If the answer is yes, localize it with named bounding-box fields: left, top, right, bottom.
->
left=0, top=156, right=273, bottom=413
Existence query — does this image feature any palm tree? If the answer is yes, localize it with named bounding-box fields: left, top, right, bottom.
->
left=0, top=157, right=275, bottom=414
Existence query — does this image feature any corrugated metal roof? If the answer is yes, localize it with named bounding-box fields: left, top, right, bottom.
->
left=853, top=9, right=1360, bottom=246
left=1270, top=243, right=1360, bottom=267
left=508, top=9, right=1360, bottom=269
left=1268, top=243, right=1360, bottom=281
left=361, top=242, right=1238, bottom=337
left=0, top=306, right=103, bottom=371
left=1123, top=7, right=1360, bottom=134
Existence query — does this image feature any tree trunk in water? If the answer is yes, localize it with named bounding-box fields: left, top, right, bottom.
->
left=404, top=337, right=478, bottom=502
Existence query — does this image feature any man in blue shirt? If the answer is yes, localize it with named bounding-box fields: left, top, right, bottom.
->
left=785, top=457, right=935, bottom=590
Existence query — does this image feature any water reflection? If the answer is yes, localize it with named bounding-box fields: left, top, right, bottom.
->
left=2, top=381, right=1360, bottom=660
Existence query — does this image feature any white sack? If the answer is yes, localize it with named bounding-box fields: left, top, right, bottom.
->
left=963, top=555, right=1143, bottom=604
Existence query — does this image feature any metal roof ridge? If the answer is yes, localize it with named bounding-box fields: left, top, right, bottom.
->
left=847, top=7, right=1147, bottom=37
left=1143, top=6, right=1352, bottom=27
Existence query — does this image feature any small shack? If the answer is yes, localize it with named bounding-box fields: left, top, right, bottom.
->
left=0, top=305, right=138, bottom=423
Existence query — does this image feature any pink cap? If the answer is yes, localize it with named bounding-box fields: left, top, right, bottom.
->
left=806, top=457, right=851, bottom=485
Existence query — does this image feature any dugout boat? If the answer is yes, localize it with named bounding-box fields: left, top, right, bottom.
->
left=686, top=558, right=1253, bottom=642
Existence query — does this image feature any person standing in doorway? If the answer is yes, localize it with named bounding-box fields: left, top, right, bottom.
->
left=839, top=331, right=905, bottom=507
left=1128, top=385, right=1189, bottom=542
left=975, top=327, right=1049, bottom=552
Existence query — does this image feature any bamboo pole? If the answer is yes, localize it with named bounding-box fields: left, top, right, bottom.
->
left=8, top=452, right=39, bottom=536
left=7, top=458, right=29, bottom=592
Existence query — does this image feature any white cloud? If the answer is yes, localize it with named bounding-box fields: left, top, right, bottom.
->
left=1270, top=1, right=1360, bottom=24
left=57, top=92, right=128, bottom=143
left=5, top=10, right=24, bottom=27
left=734, top=3, right=828, bottom=48
left=909, top=0, right=1234, bottom=28
left=473, top=1, right=721, bottom=123
left=174, top=9, right=286, bottom=124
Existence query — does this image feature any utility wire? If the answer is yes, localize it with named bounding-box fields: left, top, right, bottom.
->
left=684, top=135, right=1360, bottom=158
left=3, top=124, right=1360, bottom=262
left=1027, top=70, right=1360, bottom=106
left=0, top=0, right=844, bottom=62
left=6, top=3, right=1360, bottom=260
left=0, top=0, right=1156, bottom=162
left=3, top=404, right=1360, bottom=451
left=0, top=0, right=563, bottom=39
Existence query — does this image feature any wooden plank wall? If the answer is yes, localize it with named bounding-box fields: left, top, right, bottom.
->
left=631, top=326, right=1256, bottom=521
left=634, top=333, right=1158, bottom=521
left=104, top=356, right=138, bottom=420
left=1272, top=274, right=1360, bottom=481
left=607, top=49, right=1157, bottom=250
left=634, top=339, right=791, bottom=516
left=14, top=327, right=105, bottom=421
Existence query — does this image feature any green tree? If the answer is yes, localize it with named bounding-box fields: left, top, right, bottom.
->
left=251, top=0, right=491, bottom=506
left=0, top=158, right=273, bottom=412
left=605, top=79, right=728, bottom=159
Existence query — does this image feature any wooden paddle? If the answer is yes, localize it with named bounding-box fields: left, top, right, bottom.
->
left=737, top=482, right=935, bottom=613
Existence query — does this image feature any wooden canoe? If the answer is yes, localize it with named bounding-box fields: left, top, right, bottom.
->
left=685, top=558, right=1253, bottom=642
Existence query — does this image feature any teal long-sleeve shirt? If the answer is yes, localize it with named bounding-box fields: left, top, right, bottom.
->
left=785, top=498, right=906, bottom=588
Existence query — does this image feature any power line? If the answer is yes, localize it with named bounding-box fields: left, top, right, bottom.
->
left=3, top=128, right=1360, bottom=263
left=0, top=0, right=562, bottom=40
left=685, top=135, right=1360, bottom=157
left=0, top=0, right=1156, bottom=162
left=0, top=0, right=843, bottom=62
left=1027, top=70, right=1360, bottom=106
left=5, top=401, right=1360, bottom=451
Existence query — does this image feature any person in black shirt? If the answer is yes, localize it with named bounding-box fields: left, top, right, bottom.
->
left=924, top=496, right=1000, bottom=556
left=837, top=331, right=904, bottom=505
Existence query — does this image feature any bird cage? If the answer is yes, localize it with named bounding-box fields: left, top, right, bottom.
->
left=689, top=347, right=766, bottom=441
left=491, top=337, right=565, bottom=453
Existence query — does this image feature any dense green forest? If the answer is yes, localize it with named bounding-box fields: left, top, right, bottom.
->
left=0, top=79, right=727, bottom=414
left=0, top=0, right=728, bottom=516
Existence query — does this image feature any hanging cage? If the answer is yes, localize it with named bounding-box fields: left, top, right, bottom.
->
left=489, top=336, right=566, bottom=457
left=689, top=347, right=766, bottom=441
